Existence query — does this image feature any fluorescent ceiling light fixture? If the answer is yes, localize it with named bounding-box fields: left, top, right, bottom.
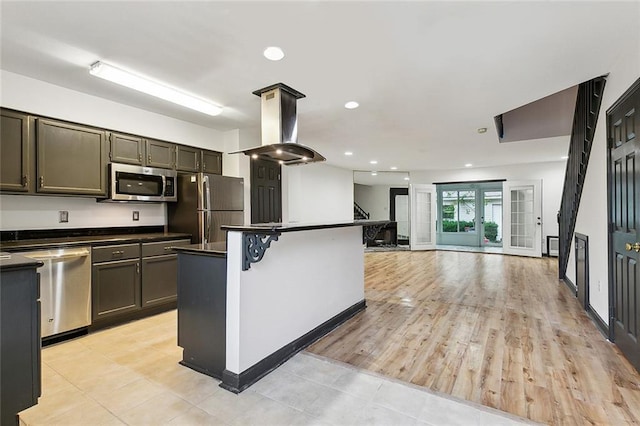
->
left=89, top=61, right=223, bottom=116
left=345, top=101, right=359, bottom=109
left=264, top=46, right=284, bottom=61
left=390, top=166, right=398, bottom=170
left=370, top=160, right=378, bottom=165
left=465, top=163, right=473, bottom=167
left=344, top=151, right=353, bottom=156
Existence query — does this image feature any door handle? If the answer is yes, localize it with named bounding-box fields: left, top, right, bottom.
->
left=625, top=242, right=640, bottom=252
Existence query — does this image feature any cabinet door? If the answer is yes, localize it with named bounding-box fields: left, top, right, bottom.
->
left=109, top=132, right=144, bottom=165
left=202, top=150, right=222, bottom=174
left=1, top=109, right=32, bottom=192
left=36, top=119, right=107, bottom=196
left=142, top=254, right=178, bottom=307
left=92, top=259, right=141, bottom=321
left=145, top=139, right=175, bottom=169
left=176, top=145, right=200, bottom=172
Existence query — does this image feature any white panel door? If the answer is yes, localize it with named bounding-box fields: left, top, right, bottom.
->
left=502, top=180, right=542, bottom=257
left=410, top=184, right=436, bottom=250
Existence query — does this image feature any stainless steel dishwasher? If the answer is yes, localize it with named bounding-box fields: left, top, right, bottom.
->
left=17, top=246, right=92, bottom=338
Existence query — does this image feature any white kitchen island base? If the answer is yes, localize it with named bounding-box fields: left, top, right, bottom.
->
left=175, top=220, right=387, bottom=393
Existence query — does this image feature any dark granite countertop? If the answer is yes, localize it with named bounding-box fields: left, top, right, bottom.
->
left=0, top=252, right=44, bottom=271
left=221, top=219, right=389, bottom=233
left=0, top=232, right=192, bottom=252
left=173, top=242, right=227, bottom=256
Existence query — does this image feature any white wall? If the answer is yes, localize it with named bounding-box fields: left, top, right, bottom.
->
left=0, top=194, right=165, bottom=230
left=411, top=161, right=566, bottom=253
left=0, top=70, right=233, bottom=231
left=225, top=226, right=364, bottom=373
left=354, top=184, right=392, bottom=220
left=567, top=29, right=640, bottom=324
left=282, top=163, right=353, bottom=223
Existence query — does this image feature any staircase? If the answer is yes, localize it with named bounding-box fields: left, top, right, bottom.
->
left=558, top=76, right=607, bottom=279
left=354, top=202, right=370, bottom=220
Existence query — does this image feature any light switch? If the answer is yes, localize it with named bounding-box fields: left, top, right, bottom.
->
left=59, top=211, right=69, bottom=223
left=133, top=211, right=140, bottom=221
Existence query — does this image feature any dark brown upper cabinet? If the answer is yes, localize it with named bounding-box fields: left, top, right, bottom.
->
left=175, top=145, right=200, bottom=172
left=201, top=150, right=222, bottom=175
left=145, top=139, right=175, bottom=169
left=0, top=109, right=33, bottom=192
left=109, top=132, right=144, bottom=166
left=36, top=118, right=107, bottom=196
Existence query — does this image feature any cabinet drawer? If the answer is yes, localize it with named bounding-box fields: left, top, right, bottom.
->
left=142, top=239, right=191, bottom=257
left=92, top=243, right=140, bottom=263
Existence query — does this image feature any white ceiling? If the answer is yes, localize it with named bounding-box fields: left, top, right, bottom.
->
left=1, top=1, right=638, bottom=173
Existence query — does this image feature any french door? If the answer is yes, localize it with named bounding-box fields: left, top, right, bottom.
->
left=410, top=184, right=436, bottom=250
left=502, top=180, right=542, bottom=257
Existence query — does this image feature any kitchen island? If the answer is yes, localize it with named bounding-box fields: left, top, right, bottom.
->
left=174, top=220, right=388, bottom=393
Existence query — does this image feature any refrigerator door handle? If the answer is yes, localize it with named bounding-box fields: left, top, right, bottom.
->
left=204, top=175, right=212, bottom=211
left=202, top=175, right=212, bottom=243
left=205, top=211, right=212, bottom=244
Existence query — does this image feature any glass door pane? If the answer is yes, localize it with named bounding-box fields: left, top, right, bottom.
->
left=481, top=190, right=502, bottom=247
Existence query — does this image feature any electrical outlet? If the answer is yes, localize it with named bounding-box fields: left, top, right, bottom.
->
left=59, top=211, right=69, bottom=223
left=132, top=211, right=140, bottom=221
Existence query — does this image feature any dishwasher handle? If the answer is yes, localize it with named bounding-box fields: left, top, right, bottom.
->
left=29, top=249, right=91, bottom=261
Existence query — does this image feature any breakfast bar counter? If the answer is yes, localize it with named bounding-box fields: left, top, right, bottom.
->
left=174, top=220, right=387, bottom=393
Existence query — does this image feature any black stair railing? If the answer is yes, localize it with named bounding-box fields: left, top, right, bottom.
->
left=354, top=202, right=370, bottom=220
left=558, top=76, right=607, bottom=279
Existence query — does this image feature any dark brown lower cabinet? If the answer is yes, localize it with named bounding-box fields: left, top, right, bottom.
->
left=91, top=239, right=190, bottom=326
left=141, top=239, right=190, bottom=308
left=1, top=255, right=42, bottom=426
left=92, top=258, right=141, bottom=321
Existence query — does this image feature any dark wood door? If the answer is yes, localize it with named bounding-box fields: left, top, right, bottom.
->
left=609, top=77, right=640, bottom=372
left=251, top=158, right=281, bottom=224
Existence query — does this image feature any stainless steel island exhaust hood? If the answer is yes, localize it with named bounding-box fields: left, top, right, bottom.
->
left=231, top=83, right=326, bottom=165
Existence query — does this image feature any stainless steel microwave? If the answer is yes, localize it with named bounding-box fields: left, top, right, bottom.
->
left=109, top=163, right=177, bottom=202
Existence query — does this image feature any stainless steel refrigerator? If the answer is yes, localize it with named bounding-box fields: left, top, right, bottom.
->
left=168, top=173, right=244, bottom=243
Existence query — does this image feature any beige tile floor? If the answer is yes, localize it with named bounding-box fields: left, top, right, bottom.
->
left=19, top=310, right=536, bottom=425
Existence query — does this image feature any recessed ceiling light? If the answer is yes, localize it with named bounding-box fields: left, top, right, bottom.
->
left=370, top=160, right=378, bottom=165
left=465, top=163, right=473, bottom=167
left=561, top=155, right=569, bottom=160
left=390, top=166, right=398, bottom=170
left=263, top=46, right=284, bottom=61
left=371, top=171, right=377, bottom=176
left=344, top=151, right=353, bottom=156
left=404, top=177, right=410, bottom=181
left=477, top=127, right=487, bottom=133
left=345, top=101, right=359, bottom=109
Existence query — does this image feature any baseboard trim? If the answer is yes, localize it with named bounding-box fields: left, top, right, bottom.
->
left=562, top=276, right=577, bottom=294
left=587, top=305, right=609, bottom=338
left=220, top=299, right=366, bottom=394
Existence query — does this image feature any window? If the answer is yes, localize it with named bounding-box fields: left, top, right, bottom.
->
left=442, top=190, right=476, bottom=233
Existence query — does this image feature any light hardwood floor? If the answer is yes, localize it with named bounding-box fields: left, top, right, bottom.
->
left=307, top=251, right=640, bottom=425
